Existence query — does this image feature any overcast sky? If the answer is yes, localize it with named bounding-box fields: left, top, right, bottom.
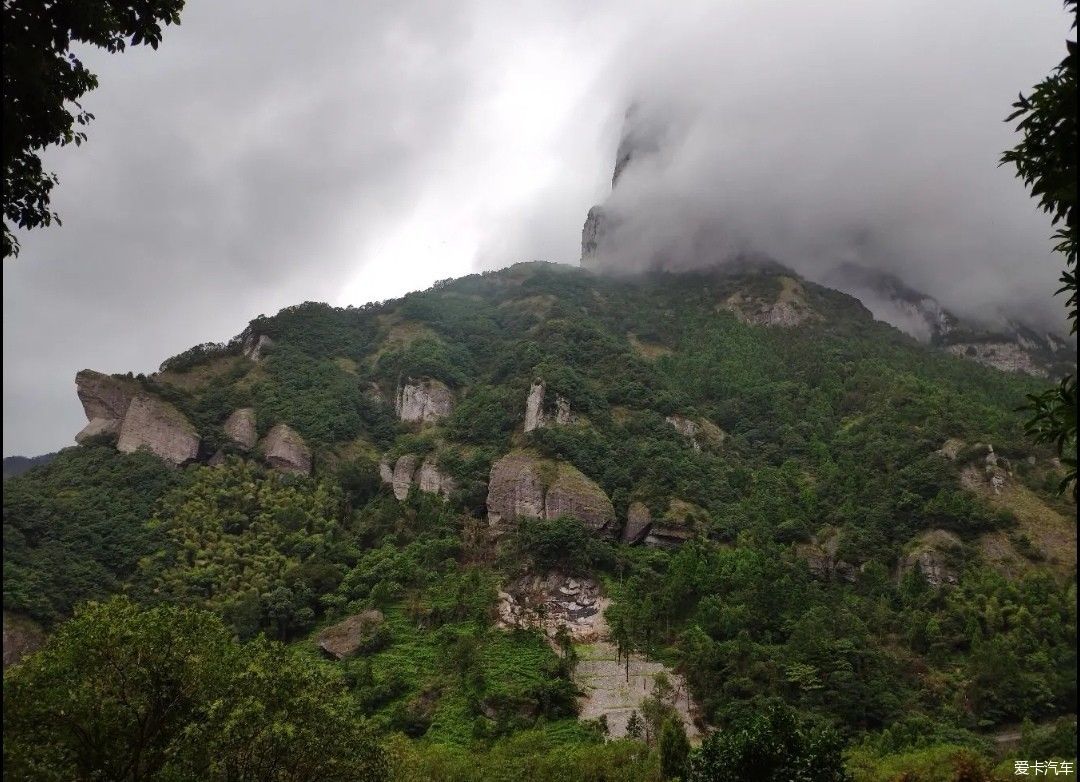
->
left=2, top=0, right=1071, bottom=456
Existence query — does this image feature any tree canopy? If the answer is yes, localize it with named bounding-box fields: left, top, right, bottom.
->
left=2, top=0, right=184, bottom=258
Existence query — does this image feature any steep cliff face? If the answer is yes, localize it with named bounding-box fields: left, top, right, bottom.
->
left=259, top=423, right=311, bottom=475
left=74, top=369, right=139, bottom=445
left=523, top=380, right=574, bottom=433
left=223, top=407, right=258, bottom=450
left=116, top=394, right=200, bottom=465
left=622, top=502, right=652, bottom=544
left=396, top=378, right=453, bottom=424
left=242, top=333, right=275, bottom=361
left=486, top=451, right=614, bottom=534
left=900, top=529, right=962, bottom=587
left=381, top=453, right=456, bottom=500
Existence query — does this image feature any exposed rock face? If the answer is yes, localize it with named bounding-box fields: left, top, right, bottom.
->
left=418, top=459, right=456, bottom=497
left=581, top=206, right=611, bottom=271
left=488, top=452, right=546, bottom=528
left=544, top=468, right=614, bottom=533
left=396, top=378, right=453, bottom=424
left=392, top=454, right=420, bottom=500
left=487, top=452, right=613, bottom=534
left=957, top=444, right=1012, bottom=496
left=3, top=612, right=45, bottom=668
left=622, top=502, right=653, bottom=544
left=116, top=394, right=199, bottom=465
left=75, top=417, right=120, bottom=445
left=524, top=379, right=574, bottom=433
left=243, top=333, right=274, bottom=361
left=900, top=529, right=961, bottom=587
left=76, top=369, right=136, bottom=421
left=384, top=454, right=455, bottom=500
left=796, top=531, right=857, bottom=583
left=524, top=381, right=546, bottom=432
left=223, top=407, right=257, bottom=450
left=497, top=573, right=607, bottom=644
left=316, top=610, right=385, bottom=660
left=665, top=414, right=724, bottom=451
left=260, top=423, right=311, bottom=475
left=643, top=499, right=701, bottom=549
left=945, top=342, right=1047, bottom=377
left=935, top=438, right=965, bottom=460
left=721, top=277, right=819, bottom=328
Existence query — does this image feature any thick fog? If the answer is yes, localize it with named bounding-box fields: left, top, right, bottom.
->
left=2, top=0, right=1071, bottom=455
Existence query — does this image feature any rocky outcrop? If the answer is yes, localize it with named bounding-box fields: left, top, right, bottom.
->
left=900, top=529, right=962, bottom=587
left=666, top=414, right=724, bottom=451
left=944, top=342, right=1048, bottom=377
left=76, top=369, right=137, bottom=421
left=223, top=407, right=257, bottom=450
left=581, top=206, right=612, bottom=271
left=116, top=394, right=200, bottom=465
left=75, top=417, right=120, bottom=445
left=487, top=452, right=546, bottom=527
left=957, top=444, right=1012, bottom=496
left=396, top=378, right=453, bottom=424
left=721, top=277, right=819, bottom=328
left=418, top=459, right=456, bottom=497
left=524, top=381, right=546, bottom=432
left=259, top=423, right=311, bottom=475
left=524, top=380, right=574, bottom=433
left=643, top=500, right=702, bottom=549
left=316, top=610, right=385, bottom=660
left=935, top=438, right=965, bottom=460
left=796, top=531, right=857, bottom=583
left=242, top=333, right=274, bottom=361
left=392, top=454, right=420, bottom=500
left=3, top=612, right=45, bottom=668
left=382, top=454, right=455, bottom=500
left=497, top=573, right=607, bottom=644
left=622, top=502, right=653, bottom=544
left=487, top=452, right=614, bottom=534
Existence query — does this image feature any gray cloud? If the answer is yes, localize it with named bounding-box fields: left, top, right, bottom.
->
left=3, top=1, right=1071, bottom=455
left=564, top=1, right=1072, bottom=335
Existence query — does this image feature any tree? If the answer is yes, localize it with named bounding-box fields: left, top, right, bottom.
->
left=685, top=705, right=850, bottom=782
left=1001, top=0, right=1078, bottom=498
left=626, top=710, right=645, bottom=741
left=659, top=716, right=691, bottom=781
left=2, top=597, right=388, bottom=781
left=2, top=0, right=185, bottom=258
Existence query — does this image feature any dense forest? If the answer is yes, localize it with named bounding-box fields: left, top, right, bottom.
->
left=4, top=261, right=1076, bottom=781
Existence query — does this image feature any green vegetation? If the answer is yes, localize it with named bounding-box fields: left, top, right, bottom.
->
left=3, top=262, right=1075, bottom=779
left=3, top=598, right=386, bottom=781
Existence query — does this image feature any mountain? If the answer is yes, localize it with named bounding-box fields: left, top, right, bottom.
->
left=580, top=109, right=1074, bottom=382
left=2, top=452, right=58, bottom=480
left=3, top=260, right=1075, bottom=778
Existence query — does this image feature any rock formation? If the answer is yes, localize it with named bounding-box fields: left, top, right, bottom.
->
left=944, top=342, right=1047, bottom=377
left=116, top=394, right=200, bottom=465
left=642, top=499, right=701, bottom=549
left=487, top=451, right=614, bottom=534
left=316, top=609, right=385, bottom=660
left=900, top=529, right=961, bottom=587
left=796, top=531, right=858, bottom=583
left=720, top=277, right=819, bottom=328
left=223, top=407, right=258, bottom=450
left=74, top=369, right=139, bottom=445
left=76, top=369, right=137, bottom=420
left=242, top=333, right=274, bottom=361
left=381, top=454, right=456, bottom=500
left=524, top=379, right=574, bottom=433
left=622, top=502, right=653, bottom=544
left=396, top=378, right=453, bottom=424
left=496, top=573, right=607, bottom=643
left=259, top=423, right=311, bottom=475
left=75, top=417, right=120, bottom=445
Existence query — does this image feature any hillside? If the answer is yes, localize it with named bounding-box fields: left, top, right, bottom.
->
left=3, top=261, right=1076, bottom=780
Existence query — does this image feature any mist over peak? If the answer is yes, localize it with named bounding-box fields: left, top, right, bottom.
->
left=576, top=1, right=1072, bottom=338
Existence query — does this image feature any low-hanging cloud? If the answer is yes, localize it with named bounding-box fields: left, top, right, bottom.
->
left=550, top=0, right=1073, bottom=334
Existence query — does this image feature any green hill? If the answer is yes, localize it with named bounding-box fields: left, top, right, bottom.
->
left=4, top=261, right=1076, bottom=780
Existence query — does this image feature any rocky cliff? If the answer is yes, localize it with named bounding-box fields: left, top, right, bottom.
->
left=259, top=423, right=311, bottom=475
left=487, top=451, right=614, bottom=535
left=223, top=407, right=258, bottom=450
left=116, top=394, right=200, bottom=465
left=396, top=378, right=453, bottom=424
